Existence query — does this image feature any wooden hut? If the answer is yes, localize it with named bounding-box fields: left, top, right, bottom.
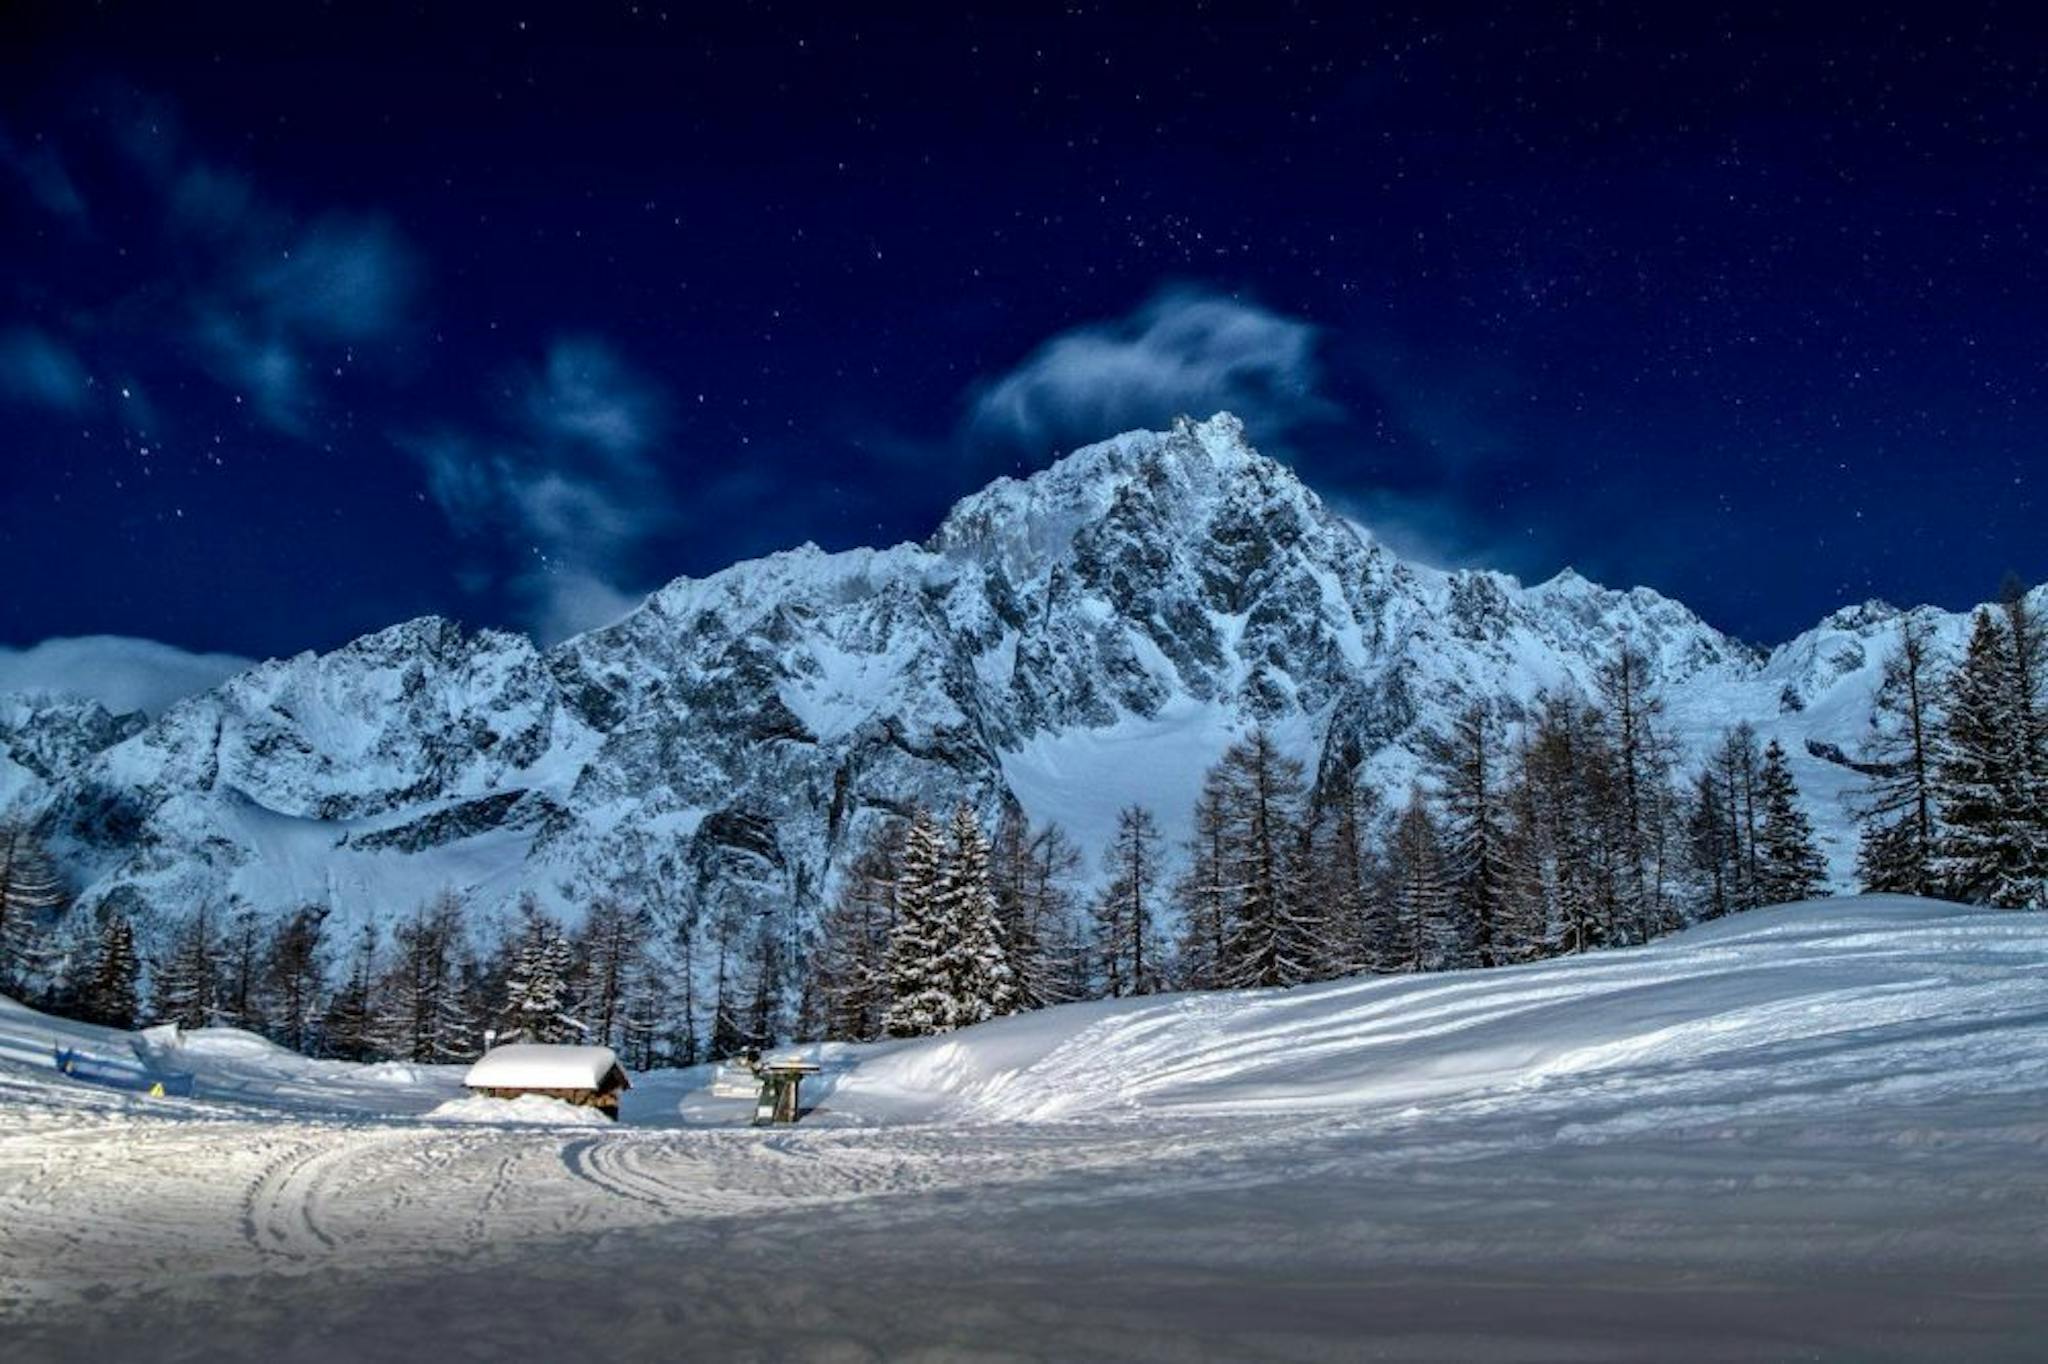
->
left=463, top=1044, right=631, bottom=1119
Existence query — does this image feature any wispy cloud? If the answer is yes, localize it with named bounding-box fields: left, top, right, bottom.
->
left=0, top=94, right=417, bottom=439
left=0, top=636, right=252, bottom=717
left=965, top=287, right=1339, bottom=459
left=0, top=329, right=90, bottom=412
left=407, top=339, right=675, bottom=642
left=0, top=126, right=86, bottom=223
left=194, top=215, right=415, bottom=434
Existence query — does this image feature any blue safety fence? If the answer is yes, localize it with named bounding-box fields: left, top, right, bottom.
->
left=48, top=1044, right=197, bottom=1098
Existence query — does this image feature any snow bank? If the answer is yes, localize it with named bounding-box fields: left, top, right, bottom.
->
left=846, top=895, right=2048, bottom=1124
left=424, top=1093, right=615, bottom=1126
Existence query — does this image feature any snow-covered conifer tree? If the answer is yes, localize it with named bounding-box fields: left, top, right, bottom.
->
left=1382, top=790, right=1456, bottom=972
left=1935, top=586, right=2048, bottom=906
left=497, top=898, right=581, bottom=1046
left=1172, top=778, right=1233, bottom=989
left=0, top=820, right=64, bottom=992
left=882, top=807, right=951, bottom=1037
left=936, top=804, right=1017, bottom=1027
left=1756, top=740, right=1829, bottom=904
left=1311, top=762, right=1387, bottom=973
left=1216, top=728, right=1320, bottom=988
left=1430, top=701, right=1514, bottom=968
left=1853, top=616, right=1944, bottom=896
left=384, top=890, right=477, bottom=1061
left=80, top=911, right=140, bottom=1029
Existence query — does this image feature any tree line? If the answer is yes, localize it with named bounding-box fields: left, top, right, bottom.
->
left=809, top=648, right=1834, bottom=1041
left=1851, top=581, right=2048, bottom=908
left=5, top=582, right=2043, bottom=1060
left=0, top=878, right=703, bottom=1070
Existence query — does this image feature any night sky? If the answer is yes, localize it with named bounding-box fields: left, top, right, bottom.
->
left=2, top=3, right=2043, bottom=664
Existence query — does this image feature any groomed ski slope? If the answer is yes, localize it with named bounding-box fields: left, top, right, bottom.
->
left=3, top=896, right=2047, bottom=1361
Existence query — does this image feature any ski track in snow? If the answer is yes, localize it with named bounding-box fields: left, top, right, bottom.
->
left=3, top=897, right=2048, bottom=1358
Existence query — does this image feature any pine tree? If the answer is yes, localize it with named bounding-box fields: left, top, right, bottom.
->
left=935, top=805, right=1017, bottom=1027
left=1216, top=728, right=1320, bottom=989
left=152, top=902, right=220, bottom=1029
left=2001, top=578, right=2048, bottom=856
left=263, top=905, right=329, bottom=1054
left=0, top=820, right=65, bottom=992
left=216, top=906, right=267, bottom=1034
left=80, top=911, right=141, bottom=1029
left=576, top=898, right=649, bottom=1050
left=1852, top=616, right=1943, bottom=896
left=1093, top=805, right=1164, bottom=996
left=1513, top=697, right=1611, bottom=954
left=1382, top=790, right=1456, bottom=972
left=1312, top=763, right=1386, bottom=972
left=740, top=914, right=785, bottom=1050
left=1596, top=648, right=1677, bottom=942
left=1430, top=701, right=1514, bottom=968
left=1936, top=586, right=2048, bottom=906
left=1714, top=723, right=1767, bottom=910
left=882, top=807, right=952, bottom=1037
left=322, top=924, right=381, bottom=1061
left=1756, top=740, right=1829, bottom=904
left=813, top=819, right=900, bottom=1041
left=1934, top=605, right=2048, bottom=905
left=384, top=891, right=477, bottom=1061
left=497, top=898, right=581, bottom=1046
left=1172, top=777, right=1233, bottom=989
left=989, top=811, right=1080, bottom=1010
left=1683, top=766, right=1737, bottom=921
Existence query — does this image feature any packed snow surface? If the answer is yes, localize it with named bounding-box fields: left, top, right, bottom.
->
left=3, top=897, right=2047, bottom=1360
left=462, top=1043, right=622, bottom=1092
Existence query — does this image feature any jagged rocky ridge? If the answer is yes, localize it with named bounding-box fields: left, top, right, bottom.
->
left=0, top=414, right=2019, bottom=947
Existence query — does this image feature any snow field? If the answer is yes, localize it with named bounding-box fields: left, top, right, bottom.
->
left=2, top=895, right=2046, bottom=1359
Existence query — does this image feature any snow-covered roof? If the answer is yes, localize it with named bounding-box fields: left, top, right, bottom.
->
left=464, top=1044, right=624, bottom=1092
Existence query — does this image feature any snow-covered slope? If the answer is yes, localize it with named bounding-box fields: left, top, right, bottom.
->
left=0, top=414, right=2028, bottom=949
left=841, top=894, right=2048, bottom=1126
left=4, top=897, right=2046, bottom=1358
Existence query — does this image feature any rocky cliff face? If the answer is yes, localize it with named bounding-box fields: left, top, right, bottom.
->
left=0, top=414, right=2011, bottom=947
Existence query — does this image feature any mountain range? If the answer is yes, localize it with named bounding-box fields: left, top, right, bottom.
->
left=0, top=413, right=2007, bottom=947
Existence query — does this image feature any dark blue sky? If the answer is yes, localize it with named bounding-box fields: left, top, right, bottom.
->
left=2, top=2, right=2042, bottom=659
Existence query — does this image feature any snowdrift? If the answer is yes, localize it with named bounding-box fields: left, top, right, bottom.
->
left=836, top=895, right=2048, bottom=1125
